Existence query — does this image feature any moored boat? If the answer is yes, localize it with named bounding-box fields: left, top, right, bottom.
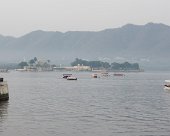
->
left=91, top=73, right=98, bottom=78
left=164, top=80, right=170, bottom=90
left=0, top=78, right=9, bottom=101
left=63, top=74, right=72, bottom=79
left=67, top=76, right=77, bottom=80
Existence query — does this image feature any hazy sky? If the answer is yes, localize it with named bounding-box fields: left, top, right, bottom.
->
left=0, top=0, right=169, bottom=36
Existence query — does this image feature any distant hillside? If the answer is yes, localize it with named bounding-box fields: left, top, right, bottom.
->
left=0, top=23, right=170, bottom=70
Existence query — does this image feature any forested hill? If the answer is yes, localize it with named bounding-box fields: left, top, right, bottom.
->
left=0, top=23, right=170, bottom=70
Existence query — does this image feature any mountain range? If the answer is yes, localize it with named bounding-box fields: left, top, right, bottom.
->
left=1, top=22, right=170, bottom=70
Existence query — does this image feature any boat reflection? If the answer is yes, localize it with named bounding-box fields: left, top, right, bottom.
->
left=0, top=101, right=9, bottom=122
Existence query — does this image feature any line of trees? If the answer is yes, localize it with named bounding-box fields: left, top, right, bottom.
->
left=71, top=58, right=110, bottom=69
left=71, top=58, right=140, bottom=70
left=18, top=57, right=54, bottom=69
left=18, top=57, right=38, bottom=68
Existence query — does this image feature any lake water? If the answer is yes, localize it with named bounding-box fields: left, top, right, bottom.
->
left=1, top=71, right=170, bottom=136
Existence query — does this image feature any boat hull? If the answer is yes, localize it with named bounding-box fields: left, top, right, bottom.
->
left=92, top=74, right=98, bottom=78
left=0, top=94, right=9, bottom=101
left=67, top=77, right=77, bottom=80
left=164, top=86, right=170, bottom=90
left=0, top=81, right=9, bottom=101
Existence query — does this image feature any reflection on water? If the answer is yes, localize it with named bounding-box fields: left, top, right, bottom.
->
left=0, top=101, right=9, bottom=130
left=0, top=101, right=8, bottom=119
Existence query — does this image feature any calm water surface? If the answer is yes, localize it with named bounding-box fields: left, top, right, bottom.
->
left=1, top=71, right=170, bottom=136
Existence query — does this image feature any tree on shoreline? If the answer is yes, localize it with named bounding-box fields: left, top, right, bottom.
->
left=18, top=61, right=28, bottom=68
left=71, top=58, right=140, bottom=70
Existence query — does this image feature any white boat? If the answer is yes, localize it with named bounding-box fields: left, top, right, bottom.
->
left=67, top=76, right=77, bottom=80
left=91, top=73, right=98, bottom=78
left=101, top=72, right=109, bottom=77
left=164, top=80, right=170, bottom=90
left=63, top=74, right=72, bottom=78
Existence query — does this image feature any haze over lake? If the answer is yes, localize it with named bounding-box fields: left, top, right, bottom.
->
left=1, top=0, right=170, bottom=135
left=1, top=23, right=170, bottom=70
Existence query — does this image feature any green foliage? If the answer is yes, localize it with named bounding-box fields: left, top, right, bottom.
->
left=18, top=61, right=28, bottom=68
left=47, top=60, right=50, bottom=64
left=42, top=62, right=50, bottom=68
left=71, top=58, right=110, bottom=68
left=17, top=57, right=55, bottom=71
left=51, top=64, right=56, bottom=67
left=111, top=62, right=139, bottom=70
left=29, top=59, right=35, bottom=65
left=71, top=58, right=89, bottom=66
left=71, top=58, right=140, bottom=70
left=34, top=57, right=38, bottom=62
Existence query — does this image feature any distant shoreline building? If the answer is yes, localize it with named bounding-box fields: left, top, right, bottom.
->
left=53, top=64, right=91, bottom=71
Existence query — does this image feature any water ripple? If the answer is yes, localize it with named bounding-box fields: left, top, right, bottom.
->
left=0, top=72, right=170, bottom=136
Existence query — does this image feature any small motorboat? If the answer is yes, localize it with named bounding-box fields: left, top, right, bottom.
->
left=63, top=74, right=72, bottom=79
left=164, top=80, right=170, bottom=90
left=91, top=73, right=98, bottom=78
left=67, top=76, right=77, bottom=80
